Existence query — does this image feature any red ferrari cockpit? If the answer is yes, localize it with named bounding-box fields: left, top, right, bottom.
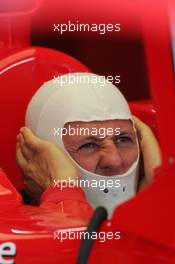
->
left=0, top=0, right=175, bottom=263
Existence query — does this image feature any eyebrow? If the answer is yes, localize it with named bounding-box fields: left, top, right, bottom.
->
left=119, top=131, right=135, bottom=136
left=69, top=126, right=135, bottom=143
left=76, top=131, right=135, bottom=143
left=78, top=136, right=103, bottom=143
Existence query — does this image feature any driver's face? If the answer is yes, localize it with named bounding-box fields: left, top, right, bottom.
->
left=62, top=120, right=138, bottom=176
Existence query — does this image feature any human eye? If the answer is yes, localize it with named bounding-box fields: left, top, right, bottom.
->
left=114, top=134, right=133, bottom=146
left=78, top=142, right=99, bottom=153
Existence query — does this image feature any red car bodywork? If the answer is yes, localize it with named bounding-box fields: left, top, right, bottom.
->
left=0, top=0, right=175, bottom=263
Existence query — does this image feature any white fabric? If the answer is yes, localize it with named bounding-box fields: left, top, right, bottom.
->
left=25, top=72, right=139, bottom=217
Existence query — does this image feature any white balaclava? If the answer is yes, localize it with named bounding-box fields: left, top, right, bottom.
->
left=25, top=73, right=140, bottom=217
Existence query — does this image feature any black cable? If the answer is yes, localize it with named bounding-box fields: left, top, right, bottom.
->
left=76, top=206, right=108, bottom=264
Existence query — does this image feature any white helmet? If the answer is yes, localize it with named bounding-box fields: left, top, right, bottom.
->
left=26, top=73, right=140, bottom=217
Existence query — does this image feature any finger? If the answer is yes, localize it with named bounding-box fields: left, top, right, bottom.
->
left=16, top=143, right=28, bottom=169
left=20, top=127, right=41, bottom=151
left=18, top=135, right=34, bottom=161
left=132, top=115, right=149, bottom=134
left=17, top=133, right=25, bottom=144
left=133, top=115, right=162, bottom=183
left=131, top=116, right=142, bottom=142
left=133, top=115, right=157, bottom=145
left=16, top=133, right=21, bottom=142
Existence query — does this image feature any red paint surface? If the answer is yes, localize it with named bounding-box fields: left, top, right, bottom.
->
left=0, top=0, right=175, bottom=263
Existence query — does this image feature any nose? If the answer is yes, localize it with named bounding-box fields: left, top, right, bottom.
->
left=96, top=143, right=124, bottom=176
